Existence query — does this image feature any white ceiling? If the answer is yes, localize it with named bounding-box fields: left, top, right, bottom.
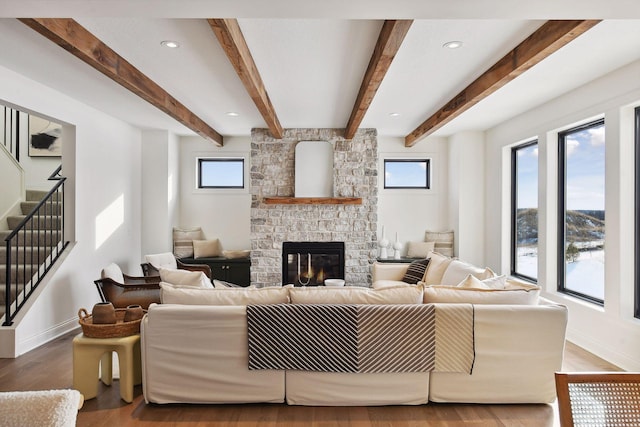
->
left=1, top=1, right=640, bottom=145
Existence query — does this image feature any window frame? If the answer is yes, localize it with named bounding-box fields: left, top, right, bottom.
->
left=557, top=118, right=605, bottom=305
left=635, top=106, right=640, bottom=319
left=197, top=157, right=245, bottom=189
left=383, top=158, right=431, bottom=190
left=510, top=139, right=538, bottom=283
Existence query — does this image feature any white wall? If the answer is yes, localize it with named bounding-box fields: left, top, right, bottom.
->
left=141, top=130, right=180, bottom=256
left=448, top=131, right=485, bottom=265
left=485, top=59, right=640, bottom=371
left=377, top=136, right=449, bottom=256
left=179, top=135, right=252, bottom=251
left=0, top=65, right=143, bottom=357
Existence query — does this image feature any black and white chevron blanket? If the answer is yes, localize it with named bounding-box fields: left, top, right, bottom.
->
left=246, top=303, right=474, bottom=374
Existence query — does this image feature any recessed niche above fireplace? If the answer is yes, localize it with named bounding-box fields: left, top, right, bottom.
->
left=282, top=241, right=345, bottom=286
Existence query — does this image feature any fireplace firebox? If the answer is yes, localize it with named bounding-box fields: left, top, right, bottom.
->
left=282, top=242, right=345, bottom=286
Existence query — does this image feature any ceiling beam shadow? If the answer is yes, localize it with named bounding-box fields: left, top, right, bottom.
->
left=19, top=18, right=224, bottom=146
left=208, top=18, right=284, bottom=139
left=405, top=19, right=601, bottom=147
left=344, top=20, right=413, bottom=140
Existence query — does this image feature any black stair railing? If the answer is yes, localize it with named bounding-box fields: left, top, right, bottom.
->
left=3, top=165, right=68, bottom=326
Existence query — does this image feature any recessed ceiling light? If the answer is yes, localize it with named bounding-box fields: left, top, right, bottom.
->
left=225, top=112, right=239, bottom=117
left=389, top=112, right=401, bottom=117
left=160, top=40, right=180, bottom=49
left=443, top=41, right=463, bottom=49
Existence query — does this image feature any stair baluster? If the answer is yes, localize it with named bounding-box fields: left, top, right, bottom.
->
left=2, top=166, right=68, bottom=326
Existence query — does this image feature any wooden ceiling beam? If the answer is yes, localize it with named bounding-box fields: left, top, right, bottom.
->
left=208, top=18, right=283, bottom=139
left=19, top=18, right=223, bottom=146
left=405, top=19, right=601, bottom=147
left=344, top=20, right=413, bottom=140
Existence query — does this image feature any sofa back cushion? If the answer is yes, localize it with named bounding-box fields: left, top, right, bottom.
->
left=423, top=252, right=453, bottom=285
left=423, top=280, right=540, bottom=305
left=160, top=283, right=289, bottom=305
left=440, top=260, right=495, bottom=287
left=289, top=285, right=423, bottom=304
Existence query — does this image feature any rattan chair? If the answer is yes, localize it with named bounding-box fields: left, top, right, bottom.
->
left=555, top=372, right=640, bottom=426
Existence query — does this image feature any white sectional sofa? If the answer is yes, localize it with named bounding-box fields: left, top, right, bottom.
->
left=141, top=254, right=567, bottom=406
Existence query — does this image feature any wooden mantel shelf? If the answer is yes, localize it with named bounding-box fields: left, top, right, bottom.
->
left=263, top=197, right=362, bottom=205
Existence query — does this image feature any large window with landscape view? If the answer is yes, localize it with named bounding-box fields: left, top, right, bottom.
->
left=635, top=106, right=640, bottom=319
left=558, top=119, right=605, bottom=304
left=511, top=140, right=538, bottom=281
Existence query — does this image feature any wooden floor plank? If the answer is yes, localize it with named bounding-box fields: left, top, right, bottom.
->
left=0, top=329, right=621, bottom=426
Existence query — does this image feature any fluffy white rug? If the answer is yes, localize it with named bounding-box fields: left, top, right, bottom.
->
left=0, top=389, right=83, bottom=427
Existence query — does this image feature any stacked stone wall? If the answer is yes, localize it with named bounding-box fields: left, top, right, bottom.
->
left=250, top=128, right=378, bottom=287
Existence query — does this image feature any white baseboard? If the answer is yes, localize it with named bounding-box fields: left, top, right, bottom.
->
left=566, top=327, right=640, bottom=372
left=16, top=318, right=79, bottom=357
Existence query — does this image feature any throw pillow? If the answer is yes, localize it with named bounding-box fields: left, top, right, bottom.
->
left=222, top=249, right=250, bottom=259
left=456, top=274, right=507, bottom=290
left=172, top=226, right=205, bottom=258
left=160, top=283, right=289, bottom=305
left=406, top=241, right=436, bottom=258
left=401, top=259, right=430, bottom=284
left=440, top=259, right=495, bottom=287
left=288, top=284, right=424, bottom=305
left=456, top=274, right=491, bottom=289
left=193, top=239, right=221, bottom=258
left=424, top=230, right=454, bottom=257
left=101, top=263, right=124, bottom=283
left=423, top=251, right=453, bottom=285
left=213, top=279, right=244, bottom=288
left=145, top=252, right=178, bottom=270
left=159, top=268, right=212, bottom=289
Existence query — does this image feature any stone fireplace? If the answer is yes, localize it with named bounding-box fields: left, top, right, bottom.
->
left=250, top=128, right=378, bottom=287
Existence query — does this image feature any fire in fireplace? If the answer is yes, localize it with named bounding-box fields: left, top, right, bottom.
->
left=282, top=242, right=345, bottom=286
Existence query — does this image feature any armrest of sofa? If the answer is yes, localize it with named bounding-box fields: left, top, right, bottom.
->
left=371, top=262, right=410, bottom=282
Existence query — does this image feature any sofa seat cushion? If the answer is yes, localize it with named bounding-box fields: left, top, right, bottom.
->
left=289, top=284, right=423, bottom=305
left=160, top=283, right=289, bottom=305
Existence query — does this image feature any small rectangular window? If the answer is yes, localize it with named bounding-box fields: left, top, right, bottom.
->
left=198, top=158, right=244, bottom=189
left=384, top=159, right=430, bottom=189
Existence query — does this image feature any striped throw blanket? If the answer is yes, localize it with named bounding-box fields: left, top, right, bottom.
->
left=246, top=303, right=474, bottom=374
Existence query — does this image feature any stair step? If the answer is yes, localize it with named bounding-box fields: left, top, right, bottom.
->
left=0, top=230, right=62, bottom=246
left=20, top=201, right=62, bottom=216
left=7, top=215, right=62, bottom=230
left=26, top=189, right=61, bottom=202
left=0, top=265, right=38, bottom=287
left=0, top=282, right=27, bottom=305
left=0, top=246, right=53, bottom=264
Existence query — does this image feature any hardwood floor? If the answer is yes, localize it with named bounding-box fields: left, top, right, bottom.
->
left=0, top=330, right=621, bottom=427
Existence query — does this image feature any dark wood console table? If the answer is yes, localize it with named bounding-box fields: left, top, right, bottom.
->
left=180, top=257, right=251, bottom=287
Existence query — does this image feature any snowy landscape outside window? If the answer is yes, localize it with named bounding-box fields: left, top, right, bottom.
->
left=511, top=140, right=538, bottom=281
left=558, top=119, right=605, bottom=304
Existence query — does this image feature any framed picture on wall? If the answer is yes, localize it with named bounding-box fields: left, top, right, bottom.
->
left=28, top=114, right=62, bottom=157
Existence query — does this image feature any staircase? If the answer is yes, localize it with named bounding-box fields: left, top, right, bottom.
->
left=1, top=189, right=63, bottom=323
